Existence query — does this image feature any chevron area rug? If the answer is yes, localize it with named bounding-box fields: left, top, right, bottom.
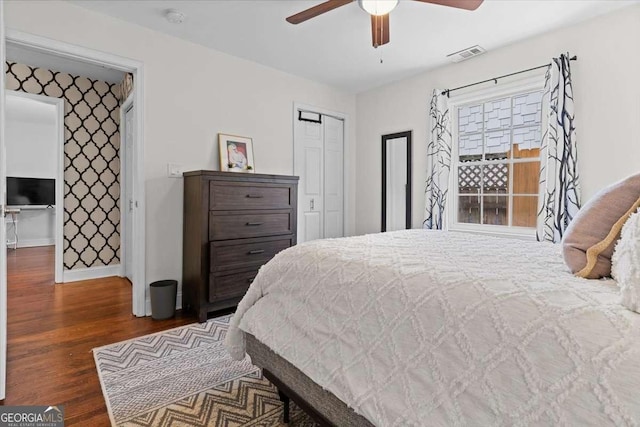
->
left=93, top=315, right=315, bottom=426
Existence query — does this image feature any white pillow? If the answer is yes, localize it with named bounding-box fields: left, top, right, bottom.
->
left=612, top=208, right=640, bottom=313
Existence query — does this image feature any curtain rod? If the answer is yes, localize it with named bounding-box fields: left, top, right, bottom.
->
left=441, top=55, right=577, bottom=97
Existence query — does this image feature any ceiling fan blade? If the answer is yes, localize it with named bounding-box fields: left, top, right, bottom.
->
left=412, top=0, right=484, bottom=11
left=286, top=0, right=353, bottom=24
left=371, top=14, right=390, bottom=48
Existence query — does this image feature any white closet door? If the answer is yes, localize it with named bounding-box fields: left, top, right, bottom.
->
left=323, top=116, right=344, bottom=239
left=294, top=118, right=324, bottom=243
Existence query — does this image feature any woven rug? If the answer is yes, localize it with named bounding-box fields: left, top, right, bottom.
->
left=93, top=314, right=315, bottom=426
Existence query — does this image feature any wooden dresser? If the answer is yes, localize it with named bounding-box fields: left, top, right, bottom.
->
left=182, top=171, right=298, bottom=322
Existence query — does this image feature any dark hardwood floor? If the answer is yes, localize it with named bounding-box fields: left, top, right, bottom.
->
left=3, top=246, right=194, bottom=425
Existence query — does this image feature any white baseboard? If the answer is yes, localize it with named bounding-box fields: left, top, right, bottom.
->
left=64, top=264, right=122, bottom=283
left=15, top=238, right=55, bottom=248
left=145, top=292, right=182, bottom=317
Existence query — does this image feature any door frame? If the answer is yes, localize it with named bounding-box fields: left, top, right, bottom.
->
left=292, top=102, right=351, bottom=238
left=5, top=29, right=147, bottom=317
left=119, top=94, right=133, bottom=281
left=6, top=90, right=64, bottom=283
left=1, top=0, right=7, bottom=401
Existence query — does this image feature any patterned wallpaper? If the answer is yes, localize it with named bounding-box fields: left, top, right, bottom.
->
left=5, top=61, right=121, bottom=270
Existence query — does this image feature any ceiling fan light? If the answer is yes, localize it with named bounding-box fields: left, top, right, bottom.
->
left=358, top=0, right=399, bottom=16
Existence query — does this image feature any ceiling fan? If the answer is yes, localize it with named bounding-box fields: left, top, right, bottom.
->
left=286, top=0, right=484, bottom=48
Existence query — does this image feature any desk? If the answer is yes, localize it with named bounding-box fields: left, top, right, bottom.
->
left=6, top=208, right=20, bottom=249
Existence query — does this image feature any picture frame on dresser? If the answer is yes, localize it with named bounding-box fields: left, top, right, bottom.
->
left=218, top=134, right=255, bottom=173
left=182, top=171, right=298, bottom=322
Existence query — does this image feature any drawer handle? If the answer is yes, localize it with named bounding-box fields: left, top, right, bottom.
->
left=246, top=222, right=263, bottom=226
left=246, top=194, right=264, bottom=199
left=248, top=249, right=265, bottom=255
left=248, top=277, right=256, bottom=283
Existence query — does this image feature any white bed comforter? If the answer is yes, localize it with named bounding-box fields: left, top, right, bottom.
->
left=226, top=230, right=640, bottom=426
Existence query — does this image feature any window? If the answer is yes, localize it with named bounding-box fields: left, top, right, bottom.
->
left=453, top=88, right=543, bottom=234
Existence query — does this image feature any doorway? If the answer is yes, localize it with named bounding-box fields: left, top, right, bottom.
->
left=4, top=30, right=146, bottom=317
left=293, top=104, right=347, bottom=243
left=5, top=91, right=64, bottom=282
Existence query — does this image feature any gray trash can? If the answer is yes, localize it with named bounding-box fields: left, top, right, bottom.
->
left=150, top=280, right=177, bottom=320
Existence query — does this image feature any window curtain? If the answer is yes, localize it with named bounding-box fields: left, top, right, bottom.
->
left=423, top=89, right=452, bottom=230
left=536, top=53, right=581, bottom=242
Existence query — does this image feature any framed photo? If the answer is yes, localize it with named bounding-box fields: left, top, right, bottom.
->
left=218, top=134, right=255, bottom=173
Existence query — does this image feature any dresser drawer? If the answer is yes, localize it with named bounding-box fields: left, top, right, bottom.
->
left=209, top=182, right=294, bottom=211
left=210, top=236, right=292, bottom=273
left=209, top=270, right=257, bottom=303
left=209, top=210, right=293, bottom=241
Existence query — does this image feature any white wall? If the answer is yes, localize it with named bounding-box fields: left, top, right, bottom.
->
left=6, top=96, right=57, bottom=179
left=5, top=95, right=56, bottom=247
left=356, top=5, right=640, bottom=235
left=5, top=209, right=54, bottom=248
left=4, top=1, right=357, bottom=297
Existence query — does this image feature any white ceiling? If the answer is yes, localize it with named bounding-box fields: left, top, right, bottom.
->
left=6, top=44, right=125, bottom=84
left=70, top=0, right=638, bottom=93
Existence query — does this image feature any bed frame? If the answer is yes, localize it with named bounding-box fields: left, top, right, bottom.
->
left=245, top=333, right=374, bottom=426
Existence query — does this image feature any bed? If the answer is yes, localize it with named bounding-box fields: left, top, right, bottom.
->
left=226, top=230, right=640, bottom=426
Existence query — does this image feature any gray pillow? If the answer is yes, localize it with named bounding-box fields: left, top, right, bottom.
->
left=562, top=173, right=640, bottom=279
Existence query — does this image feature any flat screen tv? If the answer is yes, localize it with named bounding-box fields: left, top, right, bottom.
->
left=7, top=177, right=55, bottom=206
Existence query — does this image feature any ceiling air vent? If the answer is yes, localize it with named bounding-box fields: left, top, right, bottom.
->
left=446, top=45, right=486, bottom=63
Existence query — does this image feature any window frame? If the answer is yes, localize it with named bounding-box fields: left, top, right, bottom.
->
left=447, top=74, right=546, bottom=240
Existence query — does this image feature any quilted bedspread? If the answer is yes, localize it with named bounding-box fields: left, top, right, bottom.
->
left=226, top=230, right=640, bottom=426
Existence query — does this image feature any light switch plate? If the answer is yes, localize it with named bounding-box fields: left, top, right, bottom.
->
left=167, top=163, right=184, bottom=178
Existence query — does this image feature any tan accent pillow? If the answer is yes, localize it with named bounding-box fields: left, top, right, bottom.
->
left=562, top=173, right=640, bottom=279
